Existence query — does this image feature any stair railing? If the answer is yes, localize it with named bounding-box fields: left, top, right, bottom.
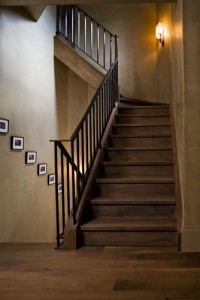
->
left=56, top=5, right=119, bottom=70
left=51, top=58, right=118, bottom=247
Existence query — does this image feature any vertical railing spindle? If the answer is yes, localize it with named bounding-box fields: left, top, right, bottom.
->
left=90, top=19, right=93, bottom=58
left=84, top=14, right=87, bottom=53
left=97, top=24, right=100, bottom=64
left=71, top=141, right=76, bottom=225
left=103, top=30, right=106, bottom=69
left=61, top=152, right=65, bottom=232
left=78, top=9, right=81, bottom=48
left=110, top=34, right=112, bottom=66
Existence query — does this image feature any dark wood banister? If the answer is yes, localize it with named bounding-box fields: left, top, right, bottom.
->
left=51, top=5, right=119, bottom=248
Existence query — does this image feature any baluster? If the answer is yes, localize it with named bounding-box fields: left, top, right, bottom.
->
left=110, top=34, right=112, bottom=66
left=93, top=103, right=96, bottom=157
left=97, top=24, right=100, bottom=64
left=66, top=158, right=70, bottom=216
left=64, top=6, right=67, bottom=38
left=89, top=110, right=92, bottom=166
left=81, top=126, right=85, bottom=183
left=54, top=142, right=60, bottom=247
left=71, top=6, right=75, bottom=44
left=56, top=5, right=61, bottom=34
left=76, top=135, right=80, bottom=202
left=115, top=35, right=119, bottom=59
left=61, top=152, right=65, bottom=232
left=90, top=19, right=93, bottom=58
left=85, top=117, right=89, bottom=176
left=84, top=14, right=87, bottom=53
left=78, top=8, right=80, bottom=48
left=71, top=140, right=76, bottom=225
left=103, top=30, right=106, bottom=69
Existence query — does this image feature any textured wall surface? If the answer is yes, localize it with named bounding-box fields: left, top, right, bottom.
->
left=0, top=6, right=93, bottom=242
left=181, top=0, right=200, bottom=252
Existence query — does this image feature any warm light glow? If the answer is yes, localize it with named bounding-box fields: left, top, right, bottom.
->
left=156, top=23, right=167, bottom=46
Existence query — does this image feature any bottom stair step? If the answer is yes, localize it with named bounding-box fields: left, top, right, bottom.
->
left=80, top=218, right=177, bottom=231
left=80, top=219, right=178, bottom=247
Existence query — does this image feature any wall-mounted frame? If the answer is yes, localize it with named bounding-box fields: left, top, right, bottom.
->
left=0, top=118, right=9, bottom=134
left=48, top=174, right=55, bottom=185
left=11, top=136, right=24, bottom=150
left=58, top=184, right=62, bottom=194
left=37, top=163, right=47, bottom=175
left=25, top=151, right=37, bottom=164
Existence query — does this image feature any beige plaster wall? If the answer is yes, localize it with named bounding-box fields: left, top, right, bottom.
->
left=80, top=4, right=158, bottom=102
left=0, top=6, right=94, bottom=243
left=156, top=3, right=172, bottom=103
left=181, top=0, right=200, bottom=252
left=0, top=6, right=57, bottom=242
left=171, top=0, right=185, bottom=221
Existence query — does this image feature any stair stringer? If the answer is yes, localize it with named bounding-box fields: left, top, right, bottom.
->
left=64, top=104, right=118, bottom=250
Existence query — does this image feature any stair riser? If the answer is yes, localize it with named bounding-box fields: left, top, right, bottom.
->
left=81, top=231, right=178, bottom=247
left=115, top=116, right=171, bottom=125
left=101, top=165, right=174, bottom=178
left=118, top=107, right=170, bottom=116
left=112, top=126, right=172, bottom=135
left=108, top=137, right=172, bottom=147
left=104, top=150, right=173, bottom=162
left=96, top=183, right=175, bottom=197
left=91, top=205, right=176, bottom=219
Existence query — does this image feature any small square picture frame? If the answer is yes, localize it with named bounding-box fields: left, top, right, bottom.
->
left=11, top=136, right=24, bottom=150
left=58, top=184, right=62, bottom=194
left=48, top=174, right=55, bottom=185
left=38, top=163, right=47, bottom=175
left=0, top=118, right=9, bottom=134
left=25, top=151, right=37, bottom=164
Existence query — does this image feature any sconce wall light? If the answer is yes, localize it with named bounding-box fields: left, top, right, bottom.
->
left=156, top=23, right=165, bottom=46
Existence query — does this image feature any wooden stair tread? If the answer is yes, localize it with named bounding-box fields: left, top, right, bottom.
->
left=113, top=124, right=171, bottom=127
left=90, top=196, right=176, bottom=205
left=110, top=134, right=172, bottom=138
left=119, top=106, right=169, bottom=110
left=80, top=218, right=177, bottom=231
left=117, top=114, right=170, bottom=117
left=95, top=177, right=175, bottom=184
left=101, top=161, right=174, bottom=166
left=105, top=146, right=173, bottom=151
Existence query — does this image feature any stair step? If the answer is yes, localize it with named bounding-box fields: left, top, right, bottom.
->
left=100, top=163, right=174, bottom=178
left=112, top=124, right=172, bottom=135
left=95, top=181, right=175, bottom=197
left=91, top=195, right=176, bottom=205
left=96, top=177, right=175, bottom=184
left=104, top=147, right=173, bottom=162
left=108, top=136, right=172, bottom=147
left=81, top=231, right=178, bottom=247
left=91, top=203, right=176, bottom=219
left=115, top=115, right=171, bottom=125
left=81, top=218, right=177, bottom=231
left=118, top=106, right=170, bottom=116
left=101, top=161, right=174, bottom=166
left=119, top=98, right=169, bottom=107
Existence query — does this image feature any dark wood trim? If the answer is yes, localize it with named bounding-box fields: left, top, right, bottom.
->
left=170, top=103, right=183, bottom=251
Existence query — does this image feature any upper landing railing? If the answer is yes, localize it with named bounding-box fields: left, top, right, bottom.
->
left=51, top=5, right=119, bottom=248
left=56, top=5, right=118, bottom=70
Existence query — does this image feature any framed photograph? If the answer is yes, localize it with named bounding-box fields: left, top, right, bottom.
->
left=25, top=151, right=37, bottom=164
left=11, top=136, right=24, bottom=150
left=58, top=184, right=62, bottom=194
left=37, top=163, right=47, bottom=175
left=48, top=174, right=55, bottom=185
left=0, top=118, right=9, bottom=134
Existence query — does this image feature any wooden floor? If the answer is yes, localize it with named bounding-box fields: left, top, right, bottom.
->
left=1, top=244, right=200, bottom=300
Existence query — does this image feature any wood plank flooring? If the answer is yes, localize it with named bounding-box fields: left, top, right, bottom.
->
left=1, top=244, right=200, bottom=300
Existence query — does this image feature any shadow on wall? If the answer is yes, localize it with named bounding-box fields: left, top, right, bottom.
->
left=54, top=57, right=69, bottom=141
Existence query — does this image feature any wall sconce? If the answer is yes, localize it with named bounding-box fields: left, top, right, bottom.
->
left=156, top=23, right=165, bottom=46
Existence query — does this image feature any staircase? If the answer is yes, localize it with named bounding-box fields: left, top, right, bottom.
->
left=79, top=98, right=178, bottom=247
